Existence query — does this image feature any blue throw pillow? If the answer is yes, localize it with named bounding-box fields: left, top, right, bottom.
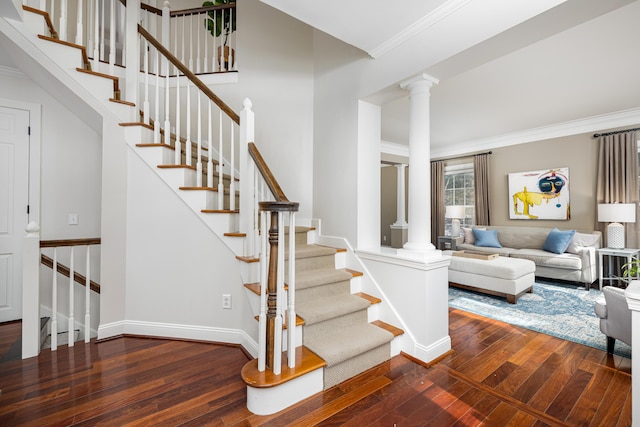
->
left=543, top=228, right=576, bottom=254
left=472, top=229, right=502, bottom=248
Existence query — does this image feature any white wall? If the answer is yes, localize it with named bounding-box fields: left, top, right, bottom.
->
left=0, top=70, right=102, bottom=241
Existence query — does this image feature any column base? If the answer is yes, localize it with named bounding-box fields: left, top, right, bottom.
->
left=390, top=224, right=408, bottom=249
left=397, top=242, right=441, bottom=262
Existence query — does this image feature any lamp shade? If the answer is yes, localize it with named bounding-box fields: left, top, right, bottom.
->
left=445, top=205, right=465, bottom=219
left=597, top=203, right=636, bottom=223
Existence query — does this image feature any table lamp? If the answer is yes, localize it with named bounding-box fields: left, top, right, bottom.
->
left=598, top=203, right=636, bottom=249
left=445, top=205, right=465, bottom=237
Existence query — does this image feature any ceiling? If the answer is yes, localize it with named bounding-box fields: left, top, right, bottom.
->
left=261, top=0, right=640, bottom=158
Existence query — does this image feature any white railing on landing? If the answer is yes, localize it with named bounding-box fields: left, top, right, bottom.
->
left=22, top=222, right=101, bottom=358
left=33, top=0, right=237, bottom=76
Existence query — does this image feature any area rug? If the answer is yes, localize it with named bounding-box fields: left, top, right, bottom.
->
left=448, top=281, right=632, bottom=358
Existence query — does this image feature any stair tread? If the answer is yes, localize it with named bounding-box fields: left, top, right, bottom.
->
left=202, top=209, right=239, bottom=213
left=293, top=244, right=338, bottom=260
left=295, top=269, right=353, bottom=290
left=297, top=294, right=370, bottom=326
left=241, top=346, right=325, bottom=388
left=304, top=322, right=394, bottom=366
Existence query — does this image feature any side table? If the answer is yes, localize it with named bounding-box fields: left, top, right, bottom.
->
left=437, top=235, right=463, bottom=251
left=598, top=247, right=640, bottom=289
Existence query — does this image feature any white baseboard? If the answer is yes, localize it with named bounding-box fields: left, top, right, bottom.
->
left=413, top=335, right=452, bottom=364
left=97, top=320, right=259, bottom=357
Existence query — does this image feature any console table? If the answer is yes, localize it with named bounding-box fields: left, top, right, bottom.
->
left=598, top=247, right=640, bottom=289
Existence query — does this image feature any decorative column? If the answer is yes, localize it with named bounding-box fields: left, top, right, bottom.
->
left=398, top=74, right=439, bottom=259
left=390, top=163, right=408, bottom=248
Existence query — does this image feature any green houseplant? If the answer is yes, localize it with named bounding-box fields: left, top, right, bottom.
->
left=203, top=0, right=237, bottom=70
left=622, top=259, right=640, bottom=279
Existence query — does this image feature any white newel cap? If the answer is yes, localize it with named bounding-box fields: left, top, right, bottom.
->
left=243, top=98, right=253, bottom=111
left=25, top=221, right=40, bottom=236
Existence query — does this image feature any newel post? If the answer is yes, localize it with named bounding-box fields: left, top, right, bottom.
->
left=240, top=98, right=256, bottom=257
left=625, top=282, right=640, bottom=426
left=22, top=221, right=41, bottom=359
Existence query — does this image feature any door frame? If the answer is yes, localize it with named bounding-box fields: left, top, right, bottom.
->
left=0, top=97, right=41, bottom=226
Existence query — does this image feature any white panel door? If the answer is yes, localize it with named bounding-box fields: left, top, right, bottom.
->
left=0, top=106, right=30, bottom=322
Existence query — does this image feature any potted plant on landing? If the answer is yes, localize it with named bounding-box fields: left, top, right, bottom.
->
left=203, top=0, right=237, bottom=71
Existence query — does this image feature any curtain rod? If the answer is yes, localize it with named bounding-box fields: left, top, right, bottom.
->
left=432, top=150, right=492, bottom=162
left=593, top=127, right=640, bottom=138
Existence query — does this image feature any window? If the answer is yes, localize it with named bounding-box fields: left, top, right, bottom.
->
left=444, top=163, right=474, bottom=234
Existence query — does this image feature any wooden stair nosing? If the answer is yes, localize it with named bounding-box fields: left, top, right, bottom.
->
left=236, top=255, right=259, bottom=263
left=157, top=164, right=196, bottom=171
left=244, top=282, right=287, bottom=295
left=355, top=292, right=382, bottom=305
left=343, top=268, right=364, bottom=277
left=179, top=186, right=240, bottom=196
left=120, top=122, right=154, bottom=130
left=371, top=320, right=404, bottom=337
left=241, top=346, right=325, bottom=389
left=202, top=209, right=239, bottom=214
left=224, top=232, right=246, bottom=237
left=110, top=98, right=135, bottom=107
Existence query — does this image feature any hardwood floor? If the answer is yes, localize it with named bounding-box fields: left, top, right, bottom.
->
left=0, top=308, right=631, bottom=426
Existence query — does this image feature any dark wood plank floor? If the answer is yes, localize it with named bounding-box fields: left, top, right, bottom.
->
left=0, top=308, right=631, bottom=426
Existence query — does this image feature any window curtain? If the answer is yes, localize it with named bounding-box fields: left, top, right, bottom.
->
left=474, top=153, right=491, bottom=226
left=596, top=130, right=639, bottom=248
left=431, top=160, right=445, bottom=245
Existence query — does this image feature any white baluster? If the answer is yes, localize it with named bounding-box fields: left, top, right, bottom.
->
left=196, top=12, right=202, bottom=74
left=75, top=0, right=83, bottom=46
left=174, top=58, right=181, bottom=165
left=188, top=14, right=194, bottom=71
left=207, top=101, right=214, bottom=188
left=229, top=123, right=235, bottom=211
left=196, top=91, right=202, bottom=187
left=84, top=246, right=91, bottom=343
left=59, top=0, right=67, bottom=41
left=185, top=83, right=192, bottom=167
left=203, top=11, right=209, bottom=74
left=51, top=248, right=58, bottom=351
left=119, top=1, right=126, bottom=67
left=258, top=210, right=268, bottom=372
left=240, top=98, right=256, bottom=256
left=93, top=0, right=99, bottom=65
left=164, top=52, right=171, bottom=149
left=217, top=110, right=224, bottom=209
left=287, top=211, right=296, bottom=367
left=109, top=0, right=116, bottom=74
left=154, top=50, right=161, bottom=143
left=143, top=39, right=150, bottom=125
left=68, top=246, right=75, bottom=347
left=99, top=1, right=105, bottom=64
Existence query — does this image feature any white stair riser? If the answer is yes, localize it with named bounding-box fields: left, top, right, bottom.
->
left=35, top=38, right=84, bottom=70
left=107, top=101, right=135, bottom=122
left=246, top=367, right=323, bottom=416
left=157, top=167, right=196, bottom=188
left=22, top=11, right=48, bottom=38
left=73, top=72, right=115, bottom=102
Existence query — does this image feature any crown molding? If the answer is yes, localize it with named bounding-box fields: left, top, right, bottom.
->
left=0, top=64, right=27, bottom=78
left=368, top=0, right=473, bottom=59
left=431, top=107, right=640, bottom=159
left=381, top=140, right=409, bottom=157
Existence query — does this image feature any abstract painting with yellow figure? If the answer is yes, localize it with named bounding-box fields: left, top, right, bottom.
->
left=508, top=167, right=570, bottom=220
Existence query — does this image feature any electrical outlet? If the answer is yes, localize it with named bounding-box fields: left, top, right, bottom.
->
left=68, top=214, right=79, bottom=225
left=383, top=235, right=387, bottom=241
left=222, top=294, right=232, bottom=309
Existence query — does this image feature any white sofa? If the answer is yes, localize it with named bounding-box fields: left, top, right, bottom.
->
left=456, top=225, right=601, bottom=287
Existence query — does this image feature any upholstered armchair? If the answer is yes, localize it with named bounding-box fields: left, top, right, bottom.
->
left=594, top=285, right=632, bottom=354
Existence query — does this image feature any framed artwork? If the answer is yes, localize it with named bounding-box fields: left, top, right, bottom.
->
left=508, top=168, right=570, bottom=220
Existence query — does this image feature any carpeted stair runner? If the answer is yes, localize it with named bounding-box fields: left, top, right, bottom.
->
left=287, top=228, right=394, bottom=389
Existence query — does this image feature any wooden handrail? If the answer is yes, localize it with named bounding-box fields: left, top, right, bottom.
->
left=248, top=142, right=293, bottom=203
left=171, top=4, right=235, bottom=18
left=137, top=24, right=240, bottom=125
left=40, top=255, right=101, bottom=294
left=41, top=238, right=101, bottom=248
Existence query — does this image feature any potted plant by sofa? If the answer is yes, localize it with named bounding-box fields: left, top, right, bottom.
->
left=203, top=0, right=236, bottom=71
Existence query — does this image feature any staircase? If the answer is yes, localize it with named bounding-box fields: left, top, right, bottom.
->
left=10, top=2, right=404, bottom=415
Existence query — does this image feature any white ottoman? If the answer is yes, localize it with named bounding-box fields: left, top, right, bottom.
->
left=448, top=255, right=536, bottom=304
